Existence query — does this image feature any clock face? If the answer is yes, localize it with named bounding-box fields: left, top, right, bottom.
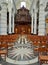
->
left=0, top=6, right=2, bottom=11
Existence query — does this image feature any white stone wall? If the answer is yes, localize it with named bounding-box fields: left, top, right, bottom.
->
left=0, top=0, right=7, bottom=35
left=38, top=0, right=48, bottom=36
left=30, top=0, right=48, bottom=36
left=0, top=0, right=15, bottom=35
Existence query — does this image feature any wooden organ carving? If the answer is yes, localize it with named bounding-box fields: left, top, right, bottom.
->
left=15, top=6, right=31, bottom=34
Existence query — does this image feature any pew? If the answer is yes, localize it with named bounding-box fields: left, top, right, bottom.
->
left=39, top=55, right=48, bottom=65
left=38, top=47, right=48, bottom=65
left=0, top=43, right=8, bottom=61
left=33, top=41, right=40, bottom=53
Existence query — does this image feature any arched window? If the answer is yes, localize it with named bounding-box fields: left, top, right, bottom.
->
left=21, top=2, right=26, bottom=7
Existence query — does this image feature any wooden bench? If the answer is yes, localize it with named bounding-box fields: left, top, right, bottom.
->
left=39, top=55, right=48, bottom=65
left=33, top=41, right=40, bottom=53
left=0, top=43, right=8, bottom=60
left=8, top=44, right=13, bottom=47
left=38, top=47, right=48, bottom=65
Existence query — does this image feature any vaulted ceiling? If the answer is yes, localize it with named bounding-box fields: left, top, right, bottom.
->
left=14, top=0, right=33, bottom=10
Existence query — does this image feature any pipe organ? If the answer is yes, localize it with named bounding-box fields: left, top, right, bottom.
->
left=15, top=6, right=31, bottom=34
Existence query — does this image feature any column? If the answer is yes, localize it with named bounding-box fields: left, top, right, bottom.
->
left=8, top=0, right=12, bottom=34
left=9, top=10, right=12, bottom=34
left=34, top=11, right=37, bottom=34
left=31, top=12, right=34, bottom=34
left=12, top=13, right=14, bottom=33
left=38, top=0, right=46, bottom=36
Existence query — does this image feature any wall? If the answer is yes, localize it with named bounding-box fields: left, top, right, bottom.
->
left=38, top=0, right=48, bottom=36
left=0, top=0, right=7, bottom=35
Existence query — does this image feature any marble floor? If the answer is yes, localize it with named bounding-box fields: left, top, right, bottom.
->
left=0, top=59, right=39, bottom=65
left=0, top=58, right=48, bottom=65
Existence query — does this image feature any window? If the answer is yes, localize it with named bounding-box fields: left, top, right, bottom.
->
left=21, top=2, right=26, bottom=7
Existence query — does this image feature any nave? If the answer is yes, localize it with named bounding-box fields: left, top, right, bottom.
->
left=0, top=35, right=48, bottom=65
left=0, top=0, right=48, bottom=65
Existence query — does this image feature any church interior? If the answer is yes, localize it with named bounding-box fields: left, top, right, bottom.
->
left=0, top=0, right=48, bottom=65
